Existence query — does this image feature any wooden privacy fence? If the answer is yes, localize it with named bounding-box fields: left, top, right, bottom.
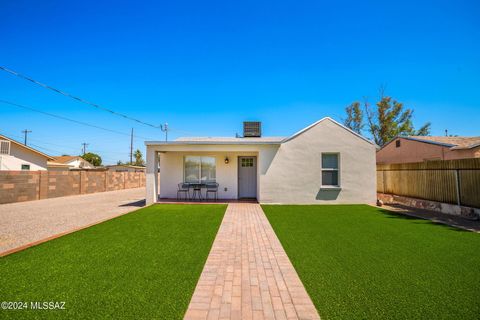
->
left=0, top=170, right=145, bottom=204
left=377, top=158, right=480, bottom=208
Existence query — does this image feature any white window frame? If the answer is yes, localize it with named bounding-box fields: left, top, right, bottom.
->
left=0, top=140, right=11, bottom=155
left=183, top=156, right=216, bottom=183
left=321, top=152, right=341, bottom=188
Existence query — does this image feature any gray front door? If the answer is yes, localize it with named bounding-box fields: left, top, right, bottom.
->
left=238, top=156, right=257, bottom=199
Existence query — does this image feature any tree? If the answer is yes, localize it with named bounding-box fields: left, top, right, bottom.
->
left=343, top=101, right=363, bottom=134
left=344, top=94, right=431, bottom=146
left=365, top=96, right=430, bottom=146
left=133, top=149, right=145, bottom=166
left=81, top=152, right=102, bottom=166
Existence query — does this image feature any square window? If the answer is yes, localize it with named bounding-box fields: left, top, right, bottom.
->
left=242, top=158, right=253, bottom=167
left=396, top=140, right=401, bottom=148
left=21, top=164, right=30, bottom=170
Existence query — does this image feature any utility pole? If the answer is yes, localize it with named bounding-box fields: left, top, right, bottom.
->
left=21, top=129, right=32, bottom=146
left=81, top=142, right=89, bottom=155
left=161, top=123, right=168, bottom=142
left=130, top=128, right=134, bottom=164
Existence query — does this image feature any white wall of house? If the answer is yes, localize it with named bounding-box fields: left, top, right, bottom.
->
left=65, top=158, right=94, bottom=168
left=158, top=151, right=259, bottom=199
left=145, top=118, right=377, bottom=204
left=259, top=119, right=377, bottom=204
left=0, top=143, right=48, bottom=171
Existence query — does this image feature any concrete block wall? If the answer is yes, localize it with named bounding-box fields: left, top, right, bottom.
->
left=46, top=171, right=81, bottom=198
left=0, top=171, right=40, bottom=203
left=0, top=171, right=146, bottom=204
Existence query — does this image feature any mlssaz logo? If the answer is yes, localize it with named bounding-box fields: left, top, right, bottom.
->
left=30, top=301, right=66, bottom=310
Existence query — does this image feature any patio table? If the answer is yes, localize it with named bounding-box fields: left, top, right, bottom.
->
left=185, top=183, right=216, bottom=201
left=186, top=183, right=206, bottom=200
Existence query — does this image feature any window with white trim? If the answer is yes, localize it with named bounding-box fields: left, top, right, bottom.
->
left=321, top=153, right=340, bottom=187
left=0, top=140, right=10, bottom=155
left=184, top=156, right=216, bottom=183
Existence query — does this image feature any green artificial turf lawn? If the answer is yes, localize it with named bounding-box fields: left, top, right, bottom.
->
left=262, top=205, right=480, bottom=320
left=0, top=204, right=226, bottom=320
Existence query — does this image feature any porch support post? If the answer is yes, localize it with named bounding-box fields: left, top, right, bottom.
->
left=146, top=147, right=159, bottom=205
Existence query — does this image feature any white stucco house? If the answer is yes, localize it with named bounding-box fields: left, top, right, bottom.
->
left=0, top=134, right=53, bottom=171
left=145, top=117, right=377, bottom=204
left=52, top=156, right=95, bottom=169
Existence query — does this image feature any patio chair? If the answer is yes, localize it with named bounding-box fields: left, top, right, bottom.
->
left=177, top=183, right=189, bottom=200
left=205, top=182, right=219, bottom=201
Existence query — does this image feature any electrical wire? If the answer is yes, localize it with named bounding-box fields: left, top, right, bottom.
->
left=0, top=99, right=157, bottom=141
left=0, top=65, right=165, bottom=130
left=0, top=131, right=70, bottom=155
left=0, top=130, right=129, bottom=163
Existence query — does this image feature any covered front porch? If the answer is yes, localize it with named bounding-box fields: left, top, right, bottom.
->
left=159, top=151, right=258, bottom=201
left=146, top=144, right=266, bottom=203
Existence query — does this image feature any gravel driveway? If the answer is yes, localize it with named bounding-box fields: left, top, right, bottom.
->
left=0, top=188, right=145, bottom=255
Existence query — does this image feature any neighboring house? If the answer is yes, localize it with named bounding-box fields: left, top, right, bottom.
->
left=145, top=117, right=377, bottom=204
left=47, top=161, right=73, bottom=171
left=53, top=156, right=95, bottom=169
left=0, top=134, right=53, bottom=171
left=106, top=164, right=146, bottom=172
left=377, top=136, right=480, bottom=164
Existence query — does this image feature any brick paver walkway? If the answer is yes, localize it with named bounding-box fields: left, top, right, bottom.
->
left=184, top=203, right=320, bottom=320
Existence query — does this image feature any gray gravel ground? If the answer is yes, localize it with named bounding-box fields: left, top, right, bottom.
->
left=0, top=188, right=145, bottom=254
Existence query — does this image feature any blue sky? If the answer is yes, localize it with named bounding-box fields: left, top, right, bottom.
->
left=1, top=0, right=479, bottom=164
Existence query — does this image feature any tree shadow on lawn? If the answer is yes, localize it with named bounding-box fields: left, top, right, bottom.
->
left=376, top=208, right=471, bottom=232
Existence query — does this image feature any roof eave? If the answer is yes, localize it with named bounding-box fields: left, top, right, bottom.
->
left=450, top=142, right=480, bottom=150
left=403, top=136, right=457, bottom=148
left=0, top=134, right=54, bottom=160
left=145, top=141, right=283, bottom=146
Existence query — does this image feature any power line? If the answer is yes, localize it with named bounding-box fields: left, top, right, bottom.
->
left=0, top=65, right=166, bottom=130
left=21, top=137, right=81, bottom=152
left=0, top=99, right=155, bottom=141
left=30, top=143, right=65, bottom=155
left=0, top=131, right=68, bottom=155
left=0, top=130, right=130, bottom=164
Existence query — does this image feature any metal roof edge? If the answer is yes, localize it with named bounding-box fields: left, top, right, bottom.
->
left=145, top=140, right=283, bottom=146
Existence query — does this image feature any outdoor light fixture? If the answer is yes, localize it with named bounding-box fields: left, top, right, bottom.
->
left=224, top=157, right=229, bottom=164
